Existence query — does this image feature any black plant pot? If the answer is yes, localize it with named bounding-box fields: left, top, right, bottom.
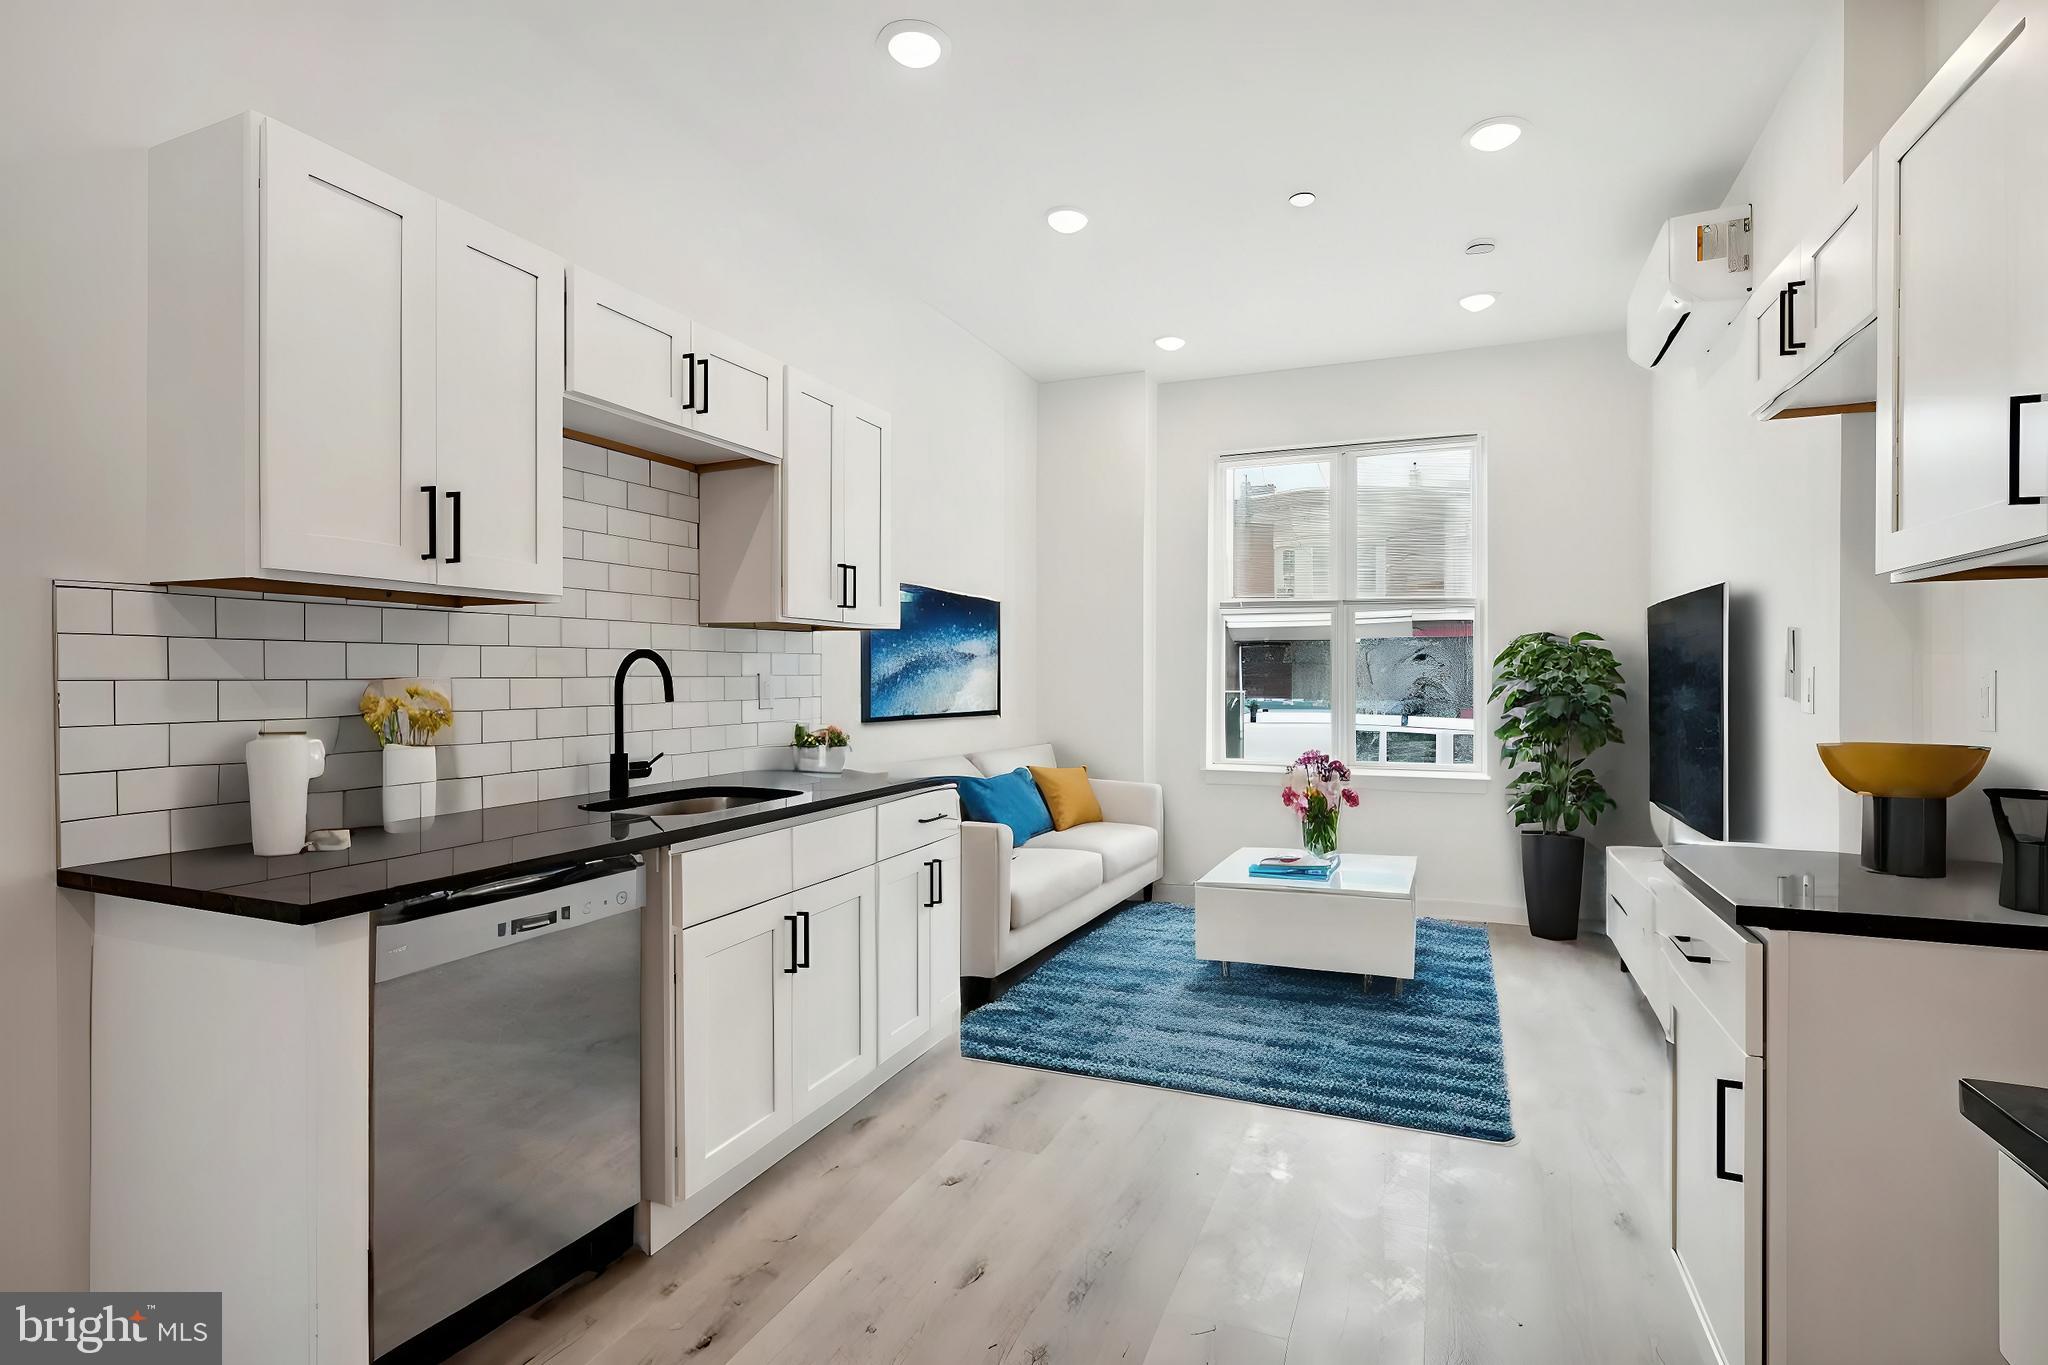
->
left=1521, top=831, right=1585, bottom=941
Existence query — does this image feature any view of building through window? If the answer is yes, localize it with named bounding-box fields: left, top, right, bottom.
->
left=1216, top=439, right=1480, bottom=770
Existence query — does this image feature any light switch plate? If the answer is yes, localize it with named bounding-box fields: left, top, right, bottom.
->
left=1974, top=668, right=1998, bottom=732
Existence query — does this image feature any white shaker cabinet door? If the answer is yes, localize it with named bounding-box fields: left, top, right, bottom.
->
left=567, top=267, right=690, bottom=432
left=782, top=370, right=848, bottom=623
left=259, top=120, right=438, bottom=585
left=1669, top=953, right=1761, bottom=1365
left=838, top=399, right=895, bottom=629
left=928, top=834, right=961, bottom=1015
left=789, top=868, right=878, bottom=1118
left=692, top=322, right=783, bottom=461
left=678, top=896, right=794, bottom=1197
left=433, top=206, right=563, bottom=597
left=1880, top=1, right=2048, bottom=573
left=876, top=847, right=932, bottom=1063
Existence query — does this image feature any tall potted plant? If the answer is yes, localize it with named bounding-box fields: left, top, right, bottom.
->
left=1489, top=631, right=1625, bottom=940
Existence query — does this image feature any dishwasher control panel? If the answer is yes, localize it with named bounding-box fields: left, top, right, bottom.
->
left=374, top=863, right=644, bottom=983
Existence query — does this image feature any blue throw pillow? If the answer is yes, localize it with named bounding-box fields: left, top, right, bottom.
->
left=955, top=767, right=1053, bottom=845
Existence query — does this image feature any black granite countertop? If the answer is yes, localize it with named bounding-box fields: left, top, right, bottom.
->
left=55, top=769, right=951, bottom=925
left=1961, top=1079, right=2048, bottom=1189
left=1664, top=844, right=2048, bottom=951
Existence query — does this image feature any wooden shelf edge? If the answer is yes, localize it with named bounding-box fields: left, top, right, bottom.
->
left=161, top=577, right=528, bottom=610
left=1768, top=401, right=1877, bottom=421
left=563, top=428, right=701, bottom=473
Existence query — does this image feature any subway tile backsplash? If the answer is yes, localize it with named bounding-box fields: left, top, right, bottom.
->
left=53, top=445, right=822, bottom=867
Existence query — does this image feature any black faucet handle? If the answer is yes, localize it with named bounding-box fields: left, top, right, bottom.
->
left=627, top=752, right=665, bottom=779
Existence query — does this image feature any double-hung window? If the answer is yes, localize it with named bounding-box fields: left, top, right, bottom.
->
left=1212, top=437, right=1483, bottom=773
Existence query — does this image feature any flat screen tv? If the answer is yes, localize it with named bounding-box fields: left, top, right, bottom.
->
left=1648, top=583, right=1727, bottom=841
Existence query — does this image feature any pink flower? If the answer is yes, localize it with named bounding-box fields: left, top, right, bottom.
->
left=1341, top=788, right=1360, bottom=808
left=1280, top=787, right=1300, bottom=810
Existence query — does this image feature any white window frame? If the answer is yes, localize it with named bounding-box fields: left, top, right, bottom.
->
left=1206, top=434, right=1488, bottom=783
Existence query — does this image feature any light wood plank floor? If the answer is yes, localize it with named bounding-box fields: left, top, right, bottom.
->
left=459, top=927, right=1708, bottom=1365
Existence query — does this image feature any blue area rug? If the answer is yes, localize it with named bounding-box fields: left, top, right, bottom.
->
left=959, top=902, right=1514, bottom=1142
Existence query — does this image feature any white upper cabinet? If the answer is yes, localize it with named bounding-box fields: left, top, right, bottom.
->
left=434, top=207, right=565, bottom=597
left=567, top=269, right=691, bottom=430
left=697, top=368, right=897, bottom=630
left=693, top=323, right=785, bottom=460
left=259, top=121, right=437, bottom=585
left=147, top=113, right=563, bottom=603
left=1878, top=0, right=2048, bottom=579
left=564, top=268, right=783, bottom=465
left=1745, top=155, right=1879, bottom=420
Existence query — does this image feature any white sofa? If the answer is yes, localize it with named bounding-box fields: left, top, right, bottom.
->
left=888, top=743, right=1163, bottom=1002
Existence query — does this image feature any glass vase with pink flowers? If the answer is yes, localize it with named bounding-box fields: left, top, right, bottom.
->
left=1281, top=748, right=1360, bottom=858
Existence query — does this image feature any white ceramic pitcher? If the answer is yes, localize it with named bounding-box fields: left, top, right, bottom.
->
left=246, top=725, right=326, bottom=856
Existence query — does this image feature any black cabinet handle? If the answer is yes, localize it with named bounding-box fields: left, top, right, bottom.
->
left=1784, top=280, right=1806, bottom=352
left=420, top=485, right=438, bottom=560
left=835, top=563, right=853, bottom=610
left=2011, top=394, right=2043, bottom=506
left=1668, top=934, right=1712, bottom=965
left=697, top=356, right=711, bottom=415
left=783, top=914, right=799, bottom=973
left=924, top=859, right=937, bottom=908
left=917, top=813, right=949, bottom=824
left=1715, top=1077, right=1743, bottom=1183
left=680, top=351, right=696, bottom=412
left=848, top=563, right=857, bottom=611
left=445, top=490, right=462, bottom=564
left=937, top=857, right=944, bottom=905
left=796, top=910, right=811, bottom=969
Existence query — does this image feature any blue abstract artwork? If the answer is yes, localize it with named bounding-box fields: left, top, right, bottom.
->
left=863, top=584, right=1001, bottom=721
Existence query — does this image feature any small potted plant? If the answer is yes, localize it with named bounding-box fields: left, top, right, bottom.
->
left=361, top=680, right=453, bottom=831
left=1489, top=631, right=1625, bottom=940
left=793, top=722, right=851, bottom=774
left=1281, top=748, right=1359, bottom=859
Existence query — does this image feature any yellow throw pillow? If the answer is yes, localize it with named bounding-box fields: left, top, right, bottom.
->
left=1029, top=765, right=1102, bottom=831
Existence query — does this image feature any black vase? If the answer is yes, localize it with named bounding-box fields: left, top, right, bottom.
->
left=1521, top=831, right=1585, bottom=941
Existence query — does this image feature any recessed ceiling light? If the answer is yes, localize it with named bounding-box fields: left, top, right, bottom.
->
left=1464, top=237, right=1498, bottom=256
left=1046, top=206, right=1089, bottom=234
left=1463, top=117, right=1525, bottom=152
left=1154, top=336, right=1186, bottom=351
left=1288, top=191, right=1317, bottom=208
left=1459, top=292, right=1498, bottom=312
left=877, top=20, right=949, bottom=68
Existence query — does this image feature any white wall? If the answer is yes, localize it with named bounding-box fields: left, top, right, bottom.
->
left=1153, top=333, right=1654, bottom=920
left=1035, top=374, right=1155, bottom=781
left=0, top=0, right=1037, bottom=1287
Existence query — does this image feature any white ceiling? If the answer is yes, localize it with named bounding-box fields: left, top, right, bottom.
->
left=517, top=1, right=1825, bottom=383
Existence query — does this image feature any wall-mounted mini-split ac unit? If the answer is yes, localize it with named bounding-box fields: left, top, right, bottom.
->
left=1625, top=206, right=1753, bottom=369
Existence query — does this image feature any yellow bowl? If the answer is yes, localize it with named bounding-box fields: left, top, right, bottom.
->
left=1817, top=742, right=1990, bottom=799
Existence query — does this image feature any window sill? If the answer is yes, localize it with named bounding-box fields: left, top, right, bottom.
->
left=1202, top=763, right=1493, bottom=792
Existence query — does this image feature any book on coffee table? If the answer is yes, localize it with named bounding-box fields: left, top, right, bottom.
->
left=1247, top=853, right=1341, bottom=881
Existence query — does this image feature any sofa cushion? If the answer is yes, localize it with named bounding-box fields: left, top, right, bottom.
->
left=1009, top=847, right=1105, bottom=930
left=955, top=767, right=1054, bottom=844
left=1025, top=822, right=1159, bottom=883
left=1029, top=765, right=1102, bottom=830
left=969, top=742, right=1057, bottom=776
left=887, top=754, right=980, bottom=781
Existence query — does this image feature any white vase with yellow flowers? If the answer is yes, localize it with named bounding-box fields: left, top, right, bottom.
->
left=360, top=681, right=453, bottom=831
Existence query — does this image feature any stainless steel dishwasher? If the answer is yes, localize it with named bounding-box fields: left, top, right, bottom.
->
left=371, top=856, right=643, bottom=1364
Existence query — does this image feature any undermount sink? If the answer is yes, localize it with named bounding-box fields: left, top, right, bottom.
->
left=581, top=786, right=801, bottom=817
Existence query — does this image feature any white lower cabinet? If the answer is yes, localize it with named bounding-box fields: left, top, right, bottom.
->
left=929, top=834, right=962, bottom=1014
left=677, top=895, right=795, bottom=1198
left=1669, top=959, right=1762, bottom=1365
left=790, top=868, right=878, bottom=1118
left=656, top=792, right=960, bottom=1230
left=876, top=847, right=934, bottom=1063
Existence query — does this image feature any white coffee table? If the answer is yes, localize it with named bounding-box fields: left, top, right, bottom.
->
left=1194, top=847, right=1420, bottom=992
